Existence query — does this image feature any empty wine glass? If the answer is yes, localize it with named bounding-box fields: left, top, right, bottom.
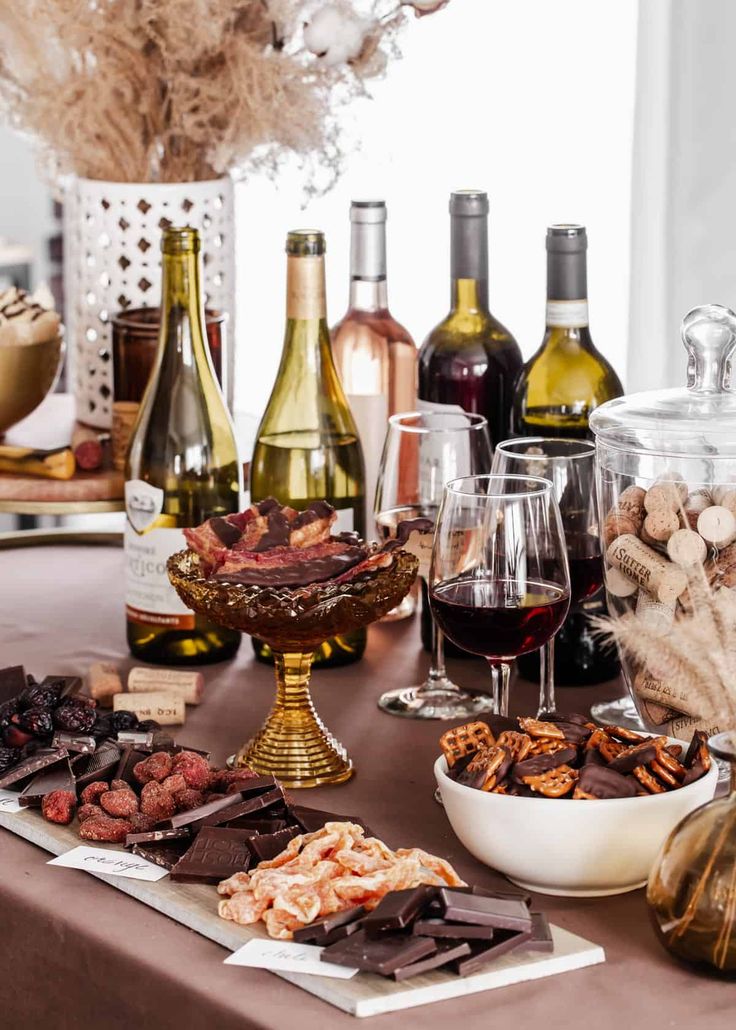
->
left=493, top=438, right=603, bottom=716
left=374, top=411, right=493, bottom=718
left=429, top=474, right=570, bottom=717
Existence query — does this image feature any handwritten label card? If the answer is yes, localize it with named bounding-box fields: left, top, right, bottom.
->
left=224, top=939, right=358, bottom=979
left=48, top=846, right=168, bottom=882
left=0, top=790, right=23, bottom=813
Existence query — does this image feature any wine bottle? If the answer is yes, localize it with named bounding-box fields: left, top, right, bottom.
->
left=125, top=227, right=242, bottom=665
left=512, top=224, right=623, bottom=685
left=250, top=230, right=367, bottom=667
left=332, top=200, right=417, bottom=538
left=418, top=190, right=523, bottom=447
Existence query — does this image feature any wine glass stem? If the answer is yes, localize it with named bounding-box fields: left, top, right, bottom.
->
left=428, top=617, right=451, bottom=687
left=489, top=661, right=510, bottom=717
left=538, top=638, right=555, bottom=717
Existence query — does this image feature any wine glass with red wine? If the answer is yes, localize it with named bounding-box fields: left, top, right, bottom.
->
left=429, top=474, right=570, bottom=717
left=374, top=410, right=493, bottom=718
left=492, top=438, right=610, bottom=717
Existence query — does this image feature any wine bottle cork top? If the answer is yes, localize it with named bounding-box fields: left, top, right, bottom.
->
left=286, top=230, right=325, bottom=257
left=161, top=226, right=200, bottom=255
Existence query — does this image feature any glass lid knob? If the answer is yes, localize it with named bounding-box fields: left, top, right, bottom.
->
left=682, top=303, right=736, bottom=395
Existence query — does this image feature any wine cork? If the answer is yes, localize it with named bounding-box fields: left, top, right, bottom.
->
left=113, top=691, right=185, bottom=725
left=603, top=485, right=646, bottom=547
left=606, top=534, right=687, bottom=604
left=696, top=505, right=736, bottom=547
left=127, top=667, right=204, bottom=705
left=634, top=669, right=700, bottom=718
left=642, top=508, right=679, bottom=544
left=711, top=483, right=736, bottom=507
left=604, top=566, right=639, bottom=598
left=666, top=528, right=707, bottom=567
left=667, top=713, right=722, bottom=743
left=681, top=490, right=712, bottom=531
left=644, top=475, right=687, bottom=514
left=87, top=662, right=123, bottom=707
left=640, top=699, right=679, bottom=727
left=635, top=590, right=675, bottom=633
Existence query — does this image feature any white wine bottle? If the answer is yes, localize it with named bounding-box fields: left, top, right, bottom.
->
left=125, top=226, right=242, bottom=665
left=250, top=230, right=367, bottom=667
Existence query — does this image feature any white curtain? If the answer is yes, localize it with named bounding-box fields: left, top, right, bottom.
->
left=629, top=0, right=736, bottom=391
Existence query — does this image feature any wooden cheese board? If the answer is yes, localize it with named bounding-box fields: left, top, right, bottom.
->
left=0, top=805, right=605, bottom=1018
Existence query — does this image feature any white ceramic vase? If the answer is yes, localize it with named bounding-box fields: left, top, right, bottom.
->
left=63, top=176, right=235, bottom=428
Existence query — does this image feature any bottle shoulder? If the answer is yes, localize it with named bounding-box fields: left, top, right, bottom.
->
left=332, top=308, right=416, bottom=347
left=419, top=310, right=522, bottom=371
left=517, top=332, right=623, bottom=401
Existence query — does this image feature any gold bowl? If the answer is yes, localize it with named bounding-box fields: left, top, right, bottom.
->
left=168, top=547, right=418, bottom=788
left=0, top=334, right=64, bottom=435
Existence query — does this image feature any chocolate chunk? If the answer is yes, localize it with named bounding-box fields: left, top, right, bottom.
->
left=512, top=748, right=578, bottom=783
left=247, top=825, right=302, bottom=862
left=451, top=929, right=532, bottom=975
left=293, top=906, right=366, bottom=944
left=318, top=920, right=367, bottom=947
left=485, top=715, right=518, bottom=738
left=683, top=730, right=708, bottom=770
left=116, top=730, right=156, bottom=750
left=226, top=816, right=287, bottom=834
left=170, top=827, right=254, bottom=884
left=445, top=751, right=475, bottom=782
left=196, top=787, right=285, bottom=829
left=210, top=516, right=242, bottom=547
left=165, top=792, right=248, bottom=829
left=413, top=919, right=495, bottom=940
left=361, top=886, right=435, bottom=935
left=0, top=665, right=26, bottom=704
left=19, top=758, right=76, bottom=806
left=289, top=804, right=374, bottom=838
left=552, top=722, right=592, bottom=744
left=608, top=741, right=658, bottom=774
left=51, top=732, right=96, bottom=754
left=125, top=827, right=191, bottom=845
left=577, top=763, right=638, bottom=799
left=290, top=500, right=334, bottom=528
left=72, top=740, right=121, bottom=788
left=438, top=889, right=532, bottom=931
left=391, top=940, right=471, bottom=981
left=131, top=838, right=192, bottom=870
left=321, top=929, right=436, bottom=975
left=583, top=747, right=606, bottom=767
left=256, top=497, right=281, bottom=516
left=0, top=747, right=70, bottom=789
left=527, top=912, right=554, bottom=952
left=228, top=775, right=279, bottom=798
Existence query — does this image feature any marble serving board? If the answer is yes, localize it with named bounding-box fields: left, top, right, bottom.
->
left=0, top=806, right=605, bottom=1018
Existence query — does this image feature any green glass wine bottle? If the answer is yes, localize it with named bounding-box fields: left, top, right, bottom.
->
left=124, top=226, right=242, bottom=665
left=250, top=230, right=367, bottom=667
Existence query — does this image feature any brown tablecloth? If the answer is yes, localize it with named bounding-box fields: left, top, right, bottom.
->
left=0, top=543, right=731, bottom=1029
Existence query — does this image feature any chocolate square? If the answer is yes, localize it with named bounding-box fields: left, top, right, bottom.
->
left=413, top=919, right=495, bottom=941
left=361, top=886, right=435, bottom=935
left=438, top=889, right=532, bottom=931
left=320, top=929, right=436, bottom=975
left=293, top=906, right=366, bottom=944
left=0, top=665, right=26, bottom=704
left=451, top=929, right=532, bottom=975
left=170, top=827, right=254, bottom=884
left=131, top=839, right=192, bottom=870
left=19, top=758, right=76, bottom=807
left=247, top=825, right=301, bottom=862
left=391, top=940, right=471, bottom=981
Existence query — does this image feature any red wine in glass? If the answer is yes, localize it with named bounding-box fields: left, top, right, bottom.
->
left=430, top=578, right=569, bottom=660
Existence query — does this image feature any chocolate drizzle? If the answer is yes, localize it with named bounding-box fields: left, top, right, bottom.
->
left=291, top=500, right=335, bottom=529
left=210, top=517, right=242, bottom=547
left=252, top=511, right=291, bottom=551
left=215, top=546, right=367, bottom=587
left=382, top=517, right=434, bottom=551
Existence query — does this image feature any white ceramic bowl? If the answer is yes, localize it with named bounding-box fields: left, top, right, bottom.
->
left=434, top=743, right=718, bottom=897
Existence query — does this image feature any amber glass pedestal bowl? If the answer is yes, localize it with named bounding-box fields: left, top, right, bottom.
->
left=168, top=548, right=418, bottom=788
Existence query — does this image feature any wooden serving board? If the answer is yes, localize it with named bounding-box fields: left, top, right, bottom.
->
left=0, top=807, right=605, bottom=1018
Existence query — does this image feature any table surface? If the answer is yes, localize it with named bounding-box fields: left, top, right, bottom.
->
left=1, top=542, right=731, bottom=1030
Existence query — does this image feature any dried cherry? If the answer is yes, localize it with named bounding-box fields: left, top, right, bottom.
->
left=110, top=711, right=139, bottom=732
left=53, top=700, right=97, bottom=734
left=18, top=707, right=54, bottom=739
left=0, top=746, right=19, bottom=774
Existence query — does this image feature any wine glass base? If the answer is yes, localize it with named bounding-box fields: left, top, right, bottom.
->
left=590, top=695, right=644, bottom=731
left=377, top=682, right=496, bottom=720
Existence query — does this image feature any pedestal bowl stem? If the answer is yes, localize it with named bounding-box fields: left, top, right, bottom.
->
left=233, top=650, right=353, bottom=788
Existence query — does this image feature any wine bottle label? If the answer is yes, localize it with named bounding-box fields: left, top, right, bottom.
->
left=545, top=300, right=589, bottom=328
left=124, top=480, right=194, bottom=630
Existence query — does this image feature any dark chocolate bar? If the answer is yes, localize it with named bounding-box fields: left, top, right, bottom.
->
left=451, top=928, right=533, bottom=975
left=438, top=889, right=532, bottom=931
left=52, top=732, right=96, bottom=754
left=19, top=758, right=76, bottom=807
left=0, top=665, right=26, bottom=704
left=289, top=804, right=375, bottom=838
left=72, top=740, right=121, bottom=788
left=165, top=791, right=246, bottom=830
left=226, top=816, right=287, bottom=835
left=247, top=825, right=301, bottom=862
left=195, top=787, right=285, bottom=829
left=321, top=929, right=436, bottom=975
left=0, top=748, right=69, bottom=789
left=125, top=827, right=191, bottom=845
left=391, top=940, right=471, bottom=981
left=293, top=906, right=366, bottom=944
left=116, top=730, right=156, bottom=750
left=361, top=886, right=435, bottom=935
left=527, top=912, right=554, bottom=952
left=413, top=919, right=495, bottom=941
left=131, top=839, right=192, bottom=870
left=170, top=827, right=254, bottom=884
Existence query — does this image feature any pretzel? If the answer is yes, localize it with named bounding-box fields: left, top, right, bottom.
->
left=649, top=759, right=679, bottom=789
left=523, top=765, right=579, bottom=798
left=599, top=739, right=626, bottom=763
left=496, top=730, right=532, bottom=763
left=527, top=737, right=570, bottom=757
left=491, top=782, right=509, bottom=795
left=604, top=724, right=647, bottom=744
left=585, top=728, right=609, bottom=751
left=653, top=745, right=686, bottom=782
left=572, top=786, right=597, bottom=800
left=439, top=721, right=494, bottom=768
left=666, top=743, right=683, bottom=758
left=632, top=765, right=666, bottom=794
left=461, top=745, right=507, bottom=792
left=518, top=717, right=565, bottom=740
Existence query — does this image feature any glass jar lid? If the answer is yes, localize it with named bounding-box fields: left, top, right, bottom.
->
left=590, top=304, right=736, bottom=456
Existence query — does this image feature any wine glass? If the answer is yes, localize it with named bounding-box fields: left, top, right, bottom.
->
left=492, top=438, right=604, bottom=716
left=374, top=410, right=493, bottom=718
left=429, top=474, right=570, bottom=717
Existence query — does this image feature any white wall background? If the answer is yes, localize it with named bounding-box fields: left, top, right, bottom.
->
left=0, top=127, right=53, bottom=286
left=234, top=0, right=639, bottom=417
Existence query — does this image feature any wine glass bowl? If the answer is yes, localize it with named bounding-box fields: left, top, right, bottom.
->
left=429, top=474, right=570, bottom=716
left=167, top=546, right=418, bottom=787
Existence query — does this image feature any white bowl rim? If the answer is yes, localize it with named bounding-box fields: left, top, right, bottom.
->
left=434, top=737, right=718, bottom=806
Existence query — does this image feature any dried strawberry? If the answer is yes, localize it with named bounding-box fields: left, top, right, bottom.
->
left=79, top=816, right=132, bottom=843
left=110, top=778, right=130, bottom=792
left=80, top=781, right=110, bottom=805
left=100, top=788, right=139, bottom=818
left=77, top=803, right=102, bottom=823
left=161, top=773, right=187, bottom=795
left=209, top=767, right=257, bottom=791
left=127, top=811, right=156, bottom=834
left=171, top=751, right=211, bottom=791
left=3, top=724, right=33, bottom=748
left=140, top=781, right=176, bottom=821
left=173, top=788, right=204, bottom=812
left=42, top=789, right=76, bottom=825
left=133, top=751, right=173, bottom=785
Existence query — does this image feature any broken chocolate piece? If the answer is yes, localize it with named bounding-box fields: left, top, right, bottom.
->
left=293, top=906, right=366, bottom=944
left=247, top=825, right=302, bottom=862
left=19, top=758, right=76, bottom=807
left=0, top=748, right=70, bottom=789
left=391, top=940, right=471, bottom=981
left=196, top=787, right=286, bottom=829
left=413, top=919, right=495, bottom=940
left=321, top=929, right=436, bottom=975
left=0, top=665, right=26, bottom=704
left=51, top=732, right=96, bottom=754
left=361, top=886, right=435, bottom=935
left=72, top=740, right=121, bottom=789
left=170, top=827, right=254, bottom=884
left=451, top=929, right=532, bottom=975
left=131, top=838, right=192, bottom=870
left=125, top=827, right=191, bottom=845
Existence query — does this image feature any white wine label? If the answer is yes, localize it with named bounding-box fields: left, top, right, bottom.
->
left=334, top=507, right=354, bottom=534
left=125, top=479, right=194, bottom=629
left=546, top=300, right=589, bottom=328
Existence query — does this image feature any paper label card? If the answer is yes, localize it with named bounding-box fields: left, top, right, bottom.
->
left=48, top=846, right=168, bottom=881
left=224, top=939, right=358, bottom=979
left=0, top=790, right=23, bottom=813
